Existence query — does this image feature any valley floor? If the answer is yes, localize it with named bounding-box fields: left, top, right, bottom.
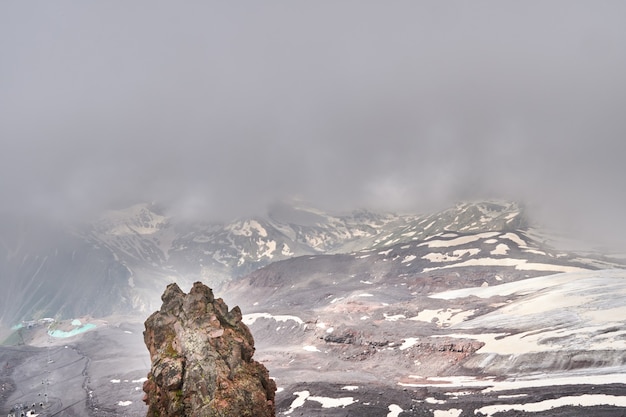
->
left=2, top=318, right=625, bottom=417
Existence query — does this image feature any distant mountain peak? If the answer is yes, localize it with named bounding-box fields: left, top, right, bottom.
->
left=0, top=198, right=602, bottom=333
left=93, top=203, right=168, bottom=236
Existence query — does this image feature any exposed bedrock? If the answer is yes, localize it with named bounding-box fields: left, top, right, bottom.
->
left=143, top=282, right=276, bottom=417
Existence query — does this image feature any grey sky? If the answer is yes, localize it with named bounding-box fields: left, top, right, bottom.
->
left=1, top=2, right=625, bottom=247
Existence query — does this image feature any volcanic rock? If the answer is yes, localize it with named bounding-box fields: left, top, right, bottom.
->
left=142, top=282, right=276, bottom=417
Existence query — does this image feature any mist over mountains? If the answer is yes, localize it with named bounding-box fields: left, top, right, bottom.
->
left=0, top=199, right=620, bottom=340
left=2, top=1, right=626, bottom=250
left=2, top=199, right=625, bottom=416
left=2, top=2, right=626, bottom=414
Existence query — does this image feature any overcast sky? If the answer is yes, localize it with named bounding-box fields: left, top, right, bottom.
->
left=1, top=2, right=625, bottom=247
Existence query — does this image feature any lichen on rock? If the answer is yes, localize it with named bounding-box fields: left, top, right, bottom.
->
left=143, top=281, right=276, bottom=417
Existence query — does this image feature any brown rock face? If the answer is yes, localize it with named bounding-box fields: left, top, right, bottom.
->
left=143, top=282, right=276, bottom=417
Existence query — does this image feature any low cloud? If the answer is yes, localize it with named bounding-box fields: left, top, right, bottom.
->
left=1, top=2, right=625, bottom=248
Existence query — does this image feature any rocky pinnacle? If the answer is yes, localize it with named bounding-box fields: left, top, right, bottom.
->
left=142, top=282, right=276, bottom=417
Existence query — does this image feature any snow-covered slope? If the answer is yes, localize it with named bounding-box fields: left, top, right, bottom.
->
left=224, top=247, right=626, bottom=416
left=2, top=199, right=625, bottom=416
left=83, top=200, right=530, bottom=279
left=360, top=200, right=527, bottom=250
left=1, top=199, right=621, bottom=340
left=84, top=201, right=407, bottom=275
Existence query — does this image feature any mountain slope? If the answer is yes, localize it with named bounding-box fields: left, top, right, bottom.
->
left=2, top=200, right=625, bottom=416
left=0, top=200, right=414, bottom=335
left=1, top=200, right=620, bottom=340
left=223, top=230, right=626, bottom=416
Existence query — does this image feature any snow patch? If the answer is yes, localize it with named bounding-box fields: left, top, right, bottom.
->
left=303, top=345, right=321, bottom=352
left=281, top=243, right=294, bottom=256
left=500, top=232, right=526, bottom=247
left=399, top=337, right=419, bottom=350
left=228, top=220, right=268, bottom=237
left=387, top=404, right=403, bottom=417
left=498, top=394, right=528, bottom=399
left=524, top=248, right=547, bottom=256
left=476, top=394, right=626, bottom=416
left=420, top=232, right=499, bottom=248
left=384, top=313, right=406, bottom=321
left=423, top=257, right=586, bottom=273
left=490, top=243, right=509, bottom=255
left=398, top=372, right=626, bottom=393
left=422, top=248, right=480, bottom=263
left=434, top=409, right=462, bottom=417
left=426, top=397, right=445, bottom=404
left=285, top=391, right=309, bottom=415
left=308, top=394, right=356, bottom=408
left=409, top=309, right=475, bottom=327
left=242, top=313, right=303, bottom=326
left=258, top=239, right=276, bottom=259
left=284, top=390, right=356, bottom=414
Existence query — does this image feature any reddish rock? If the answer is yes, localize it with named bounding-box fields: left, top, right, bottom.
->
left=143, top=282, right=276, bottom=417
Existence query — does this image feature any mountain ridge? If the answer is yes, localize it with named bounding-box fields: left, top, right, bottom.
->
left=0, top=199, right=620, bottom=340
left=2, top=199, right=626, bottom=416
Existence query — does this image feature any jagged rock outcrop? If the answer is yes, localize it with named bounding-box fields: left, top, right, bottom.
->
left=143, top=282, right=276, bottom=417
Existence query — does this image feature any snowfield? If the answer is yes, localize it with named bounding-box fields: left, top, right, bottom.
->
left=4, top=201, right=626, bottom=417
left=430, top=269, right=626, bottom=352
left=422, top=257, right=587, bottom=273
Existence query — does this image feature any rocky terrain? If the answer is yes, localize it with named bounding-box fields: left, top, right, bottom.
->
left=0, top=200, right=414, bottom=339
left=0, top=200, right=529, bottom=338
left=1, top=200, right=625, bottom=416
left=143, top=281, right=275, bottom=417
left=225, top=229, right=626, bottom=416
